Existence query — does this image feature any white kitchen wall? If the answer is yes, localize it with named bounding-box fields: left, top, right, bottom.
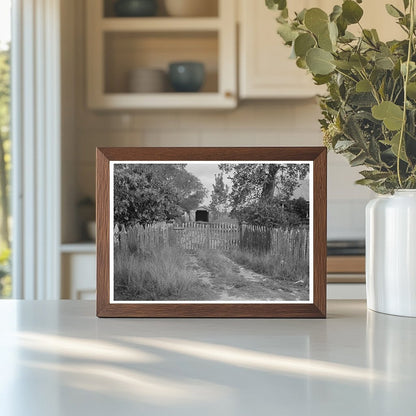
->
left=64, top=0, right=374, bottom=243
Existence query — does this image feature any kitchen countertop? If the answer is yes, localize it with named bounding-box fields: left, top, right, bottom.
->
left=0, top=300, right=415, bottom=415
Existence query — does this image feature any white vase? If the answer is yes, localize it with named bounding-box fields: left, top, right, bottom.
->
left=366, top=190, right=416, bottom=317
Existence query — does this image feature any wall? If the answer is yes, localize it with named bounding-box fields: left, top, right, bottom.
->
left=62, top=0, right=374, bottom=243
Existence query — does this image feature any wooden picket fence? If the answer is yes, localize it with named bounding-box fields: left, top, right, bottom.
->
left=114, top=221, right=308, bottom=261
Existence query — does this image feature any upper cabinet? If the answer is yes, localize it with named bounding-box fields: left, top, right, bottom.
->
left=238, top=0, right=405, bottom=100
left=239, top=0, right=325, bottom=99
left=86, top=0, right=237, bottom=109
left=86, top=0, right=406, bottom=109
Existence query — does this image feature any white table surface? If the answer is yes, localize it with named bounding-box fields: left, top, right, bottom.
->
left=0, top=300, right=415, bottom=416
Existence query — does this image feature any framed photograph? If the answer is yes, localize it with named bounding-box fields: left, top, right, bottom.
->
left=96, top=147, right=327, bottom=318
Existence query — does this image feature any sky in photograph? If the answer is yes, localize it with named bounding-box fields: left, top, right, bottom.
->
left=0, top=0, right=11, bottom=49
left=185, top=163, right=309, bottom=206
left=185, top=163, right=231, bottom=206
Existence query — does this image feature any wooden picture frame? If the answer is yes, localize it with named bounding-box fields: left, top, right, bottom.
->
left=96, top=147, right=327, bottom=318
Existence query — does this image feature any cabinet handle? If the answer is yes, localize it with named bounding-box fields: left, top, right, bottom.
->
left=225, top=91, right=234, bottom=99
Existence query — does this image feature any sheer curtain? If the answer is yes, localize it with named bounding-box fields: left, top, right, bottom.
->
left=12, top=0, right=61, bottom=299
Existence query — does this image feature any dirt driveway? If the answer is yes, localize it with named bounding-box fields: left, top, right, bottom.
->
left=184, top=253, right=309, bottom=302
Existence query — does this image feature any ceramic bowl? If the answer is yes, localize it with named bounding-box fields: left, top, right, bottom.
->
left=114, top=0, right=158, bottom=17
left=168, top=62, right=205, bottom=92
left=128, top=68, right=167, bottom=93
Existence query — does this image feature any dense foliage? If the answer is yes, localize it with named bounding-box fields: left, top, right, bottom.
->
left=267, top=0, right=416, bottom=193
left=114, top=164, right=206, bottom=227
left=220, top=163, right=309, bottom=226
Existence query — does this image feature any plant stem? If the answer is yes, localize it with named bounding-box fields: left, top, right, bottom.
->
left=397, top=0, right=415, bottom=188
left=334, top=68, right=358, bottom=84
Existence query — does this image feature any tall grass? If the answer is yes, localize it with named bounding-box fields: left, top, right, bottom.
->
left=196, top=249, right=236, bottom=278
left=196, top=249, right=249, bottom=289
left=114, top=246, right=206, bottom=301
left=227, top=249, right=309, bottom=284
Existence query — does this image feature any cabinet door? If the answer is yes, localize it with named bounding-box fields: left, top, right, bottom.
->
left=238, top=0, right=403, bottom=99
left=62, top=253, right=96, bottom=300
left=239, top=0, right=326, bottom=99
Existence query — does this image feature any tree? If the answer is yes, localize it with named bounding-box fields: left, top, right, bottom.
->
left=0, top=45, right=10, bottom=248
left=209, top=173, right=229, bottom=214
left=113, top=164, right=206, bottom=227
left=220, top=163, right=309, bottom=226
left=166, top=165, right=206, bottom=214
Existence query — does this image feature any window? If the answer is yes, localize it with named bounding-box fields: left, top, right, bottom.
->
left=0, top=0, right=11, bottom=298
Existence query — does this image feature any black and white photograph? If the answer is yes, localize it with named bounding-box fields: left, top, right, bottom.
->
left=110, top=161, right=312, bottom=303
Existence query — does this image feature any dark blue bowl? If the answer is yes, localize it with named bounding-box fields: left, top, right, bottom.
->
left=168, top=62, right=205, bottom=93
left=114, top=0, right=157, bottom=17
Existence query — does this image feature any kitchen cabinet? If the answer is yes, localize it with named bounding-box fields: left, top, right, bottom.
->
left=86, top=0, right=237, bottom=109
left=61, top=245, right=96, bottom=300
left=238, top=0, right=325, bottom=99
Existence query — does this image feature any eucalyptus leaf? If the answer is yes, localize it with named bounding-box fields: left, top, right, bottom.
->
left=369, top=136, right=382, bottom=163
left=350, top=152, right=368, bottom=167
left=375, top=55, right=395, bottom=70
left=277, top=23, right=298, bottom=43
left=407, top=82, right=416, bottom=99
left=313, top=74, right=332, bottom=85
left=385, top=4, right=404, bottom=17
left=318, top=27, right=334, bottom=52
left=294, top=33, right=316, bottom=58
left=266, top=0, right=287, bottom=11
left=359, top=171, right=392, bottom=181
left=339, top=31, right=356, bottom=43
left=333, top=60, right=353, bottom=70
left=382, top=132, right=409, bottom=162
left=344, top=114, right=367, bottom=147
left=371, top=29, right=380, bottom=42
left=355, top=178, right=377, bottom=186
left=306, top=48, right=335, bottom=75
left=363, top=29, right=376, bottom=46
left=330, top=5, right=342, bottom=22
left=350, top=54, right=368, bottom=70
left=304, top=8, right=329, bottom=35
left=336, top=15, right=348, bottom=36
left=342, top=0, right=364, bottom=24
left=296, top=57, right=308, bottom=69
left=329, top=21, right=338, bottom=44
left=372, top=101, right=404, bottom=130
left=334, top=140, right=355, bottom=151
left=356, top=79, right=372, bottom=93
left=296, top=8, right=307, bottom=23
left=401, top=61, right=416, bottom=76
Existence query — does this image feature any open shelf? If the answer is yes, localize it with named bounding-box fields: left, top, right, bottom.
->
left=87, top=0, right=236, bottom=109
left=91, top=92, right=234, bottom=109
left=104, top=31, right=218, bottom=94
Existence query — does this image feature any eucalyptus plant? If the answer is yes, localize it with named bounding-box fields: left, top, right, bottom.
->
left=266, top=0, right=416, bottom=193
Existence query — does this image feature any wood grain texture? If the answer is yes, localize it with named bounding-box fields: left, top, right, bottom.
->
left=96, top=147, right=327, bottom=318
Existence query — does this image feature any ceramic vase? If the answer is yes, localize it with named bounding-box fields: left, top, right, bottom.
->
left=366, top=190, right=416, bottom=317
